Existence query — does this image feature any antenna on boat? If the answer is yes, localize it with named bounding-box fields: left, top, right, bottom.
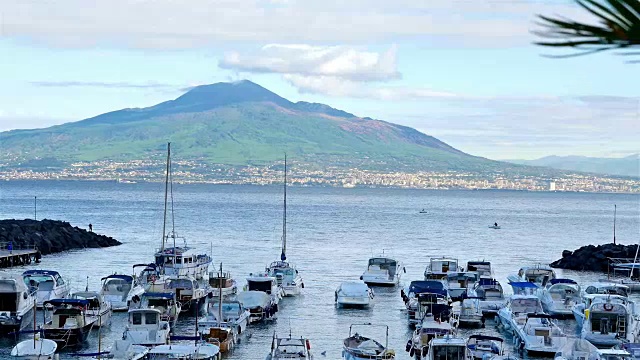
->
left=161, top=143, right=171, bottom=254
left=281, top=154, right=287, bottom=262
left=613, top=204, right=617, bottom=245
left=85, top=276, right=89, bottom=292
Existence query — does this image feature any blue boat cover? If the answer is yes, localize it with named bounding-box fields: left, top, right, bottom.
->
left=478, top=278, right=499, bottom=286
left=23, top=270, right=60, bottom=276
left=409, top=280, right=445, bottom=294
left=550, top=278, right=577, bottom=285
left=44, top=299, right=90, bottom=307
left=509, top=282, right=538, bottom=288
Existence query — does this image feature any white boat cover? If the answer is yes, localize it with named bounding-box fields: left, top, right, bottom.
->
left=338, top=282, right=370, bottom=296
left=11, top=338, right=57, bottom=357
left=237, top=291, right=270, bottom=308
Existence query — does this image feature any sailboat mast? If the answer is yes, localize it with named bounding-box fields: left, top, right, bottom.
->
left=281, top=154, right=287, bottom=261
left=614, top=204, right=617, bottom=245
left=161, top=142, right=171, bottom=253
left=218, top=263, right=223, bottom=326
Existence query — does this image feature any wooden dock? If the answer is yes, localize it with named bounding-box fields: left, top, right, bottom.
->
left=0, top=243, right=41, bottom=268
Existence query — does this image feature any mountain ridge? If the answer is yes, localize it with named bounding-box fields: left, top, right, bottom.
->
left=507, top=154, right=639, bottom=178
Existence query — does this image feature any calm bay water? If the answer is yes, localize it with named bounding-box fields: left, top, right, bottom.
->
left=0, top=180, right=639, bottom=359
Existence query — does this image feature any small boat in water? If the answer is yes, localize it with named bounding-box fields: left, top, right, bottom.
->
left=266, top=331, right=313, bottom=360
left=198, top=268, right=237, bottom=354
left=70, top=291, right=112, bottom=327
left=121, top=308, right=170, bottom=346
left=470, top=278, right=507, bottom=315
left=42, top=299, right=98, bottom=347
left=198, top=298, right=250, bottom=336
left=507, top=264, right=556, bottom=287
left=236, top=290, right=278, bottom=324
left=147, top=342, right=221, bottom=359
left=554, top=338, right=600, bottom=360
left=425, top=336, right=474, bottom=360
left=454, top=297, right=484, bottom=328
left=208, top=268, right=238, bottom=298
left=100, top=274, right=144, bottom=311
left=466, top=335, right=503, bottom=360
left=575, top=294, right=638, bottom=347
left=401, top=281, right=450, bottom=327
left=488, top=225, right=501, bottom=229
left=148, top=276, right=207, bottom=314
left=11, top=334, right=58, bottom=359
left=336, top=281, right=374, bottom=308
left=517, top=313, right=569, bottom=355
left=342, top=323, right=395, bottom=360
left=424, top=257, right=462, bottom=281
left=109, top=340, right=149, bottom=360
left=245, top=273, right=283, bottom=307
left=22, top=270, right=71, bottom=308
left=0, top=274, right=36, bottom=334
left=129, top=292, right=181, bottom=329
left=539, top=279, right=580, bottom=318
left=361, top=256, right=405, bottom=287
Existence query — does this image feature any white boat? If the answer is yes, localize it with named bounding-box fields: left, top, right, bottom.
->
left=554, top=338, right=600, bottom=360
left=70, top=291, right=112, bottom=327
left=465, top=261, right=493, bottom=278
left=447, top=272, right=479, bottom=301
left=266, top=155, right=304, bottom=297
left=117, top=178, right=137, bottom=184
left=129, top=292, right=181, bottom=329
left=198, top=298, right=250, bottom=336
left=496, top=294, right=544, bottom=332
left=100, top=274, right=144, bottom=311
left=425, top=336, right=474, bottom=360
left=466, top=335, right=503, bottom=360
left=147, top=276, right=207, bottom=314
left=208, top=268, right=237, bottom=298
left=42, top=298, right=99, bottom=346
left=245, top=273, right=284, bottom=306
left=147, top=343, right=221, bottom=359
left=407, top=309, right=455, bottom=359
left=110, top=340, right=149, bottom=360
left=471, top=278, right=507, bottom=315
left=266, top=332, right=313, bottom=360
left=583, top=282, right=630, bottom=297
left=454, top=297, right=484, bottom=327
left=516, top=313, right=569, bottom=355
left=11, top=335, right=57, bottom=359
left=342, top=323, right=395, bottom=360
left=22, top=270, right=70, bottom=308
left=507, top=264, right=556, bottom=287
left=576, top=294, right=638, bottom=347
left=0, top=274, right=36, bottom=335
left=539, top=279, right=581, bottom=318
left=401, top=281, right=450, bottom=326
left=336, top=282, right=374, bottom=308
left=361, top=256, right=404, bottom=287
left=154, top=143, right=212, bottom=281
left=424, top=257, right=462, bottom=281
left=237, top=290, right=277, bottom=323
left=121, top=308, right=170, bottom=346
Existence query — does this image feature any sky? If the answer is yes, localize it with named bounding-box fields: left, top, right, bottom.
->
left=0, top=0, right=638, bottom=160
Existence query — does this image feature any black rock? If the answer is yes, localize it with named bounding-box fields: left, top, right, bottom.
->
left=550, top=243, right=639, bottom=272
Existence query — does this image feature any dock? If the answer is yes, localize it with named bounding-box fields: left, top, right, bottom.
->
left=0, top=242, right=41, bottom=268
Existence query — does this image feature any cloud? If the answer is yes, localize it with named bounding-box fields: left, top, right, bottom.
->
left=1, top=0, right=585, bottom=49
left=30, top=81, right=178, bottom=90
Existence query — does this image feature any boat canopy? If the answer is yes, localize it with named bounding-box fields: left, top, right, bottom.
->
left=550, top=278, right=577, bottom=285
left=468, top=335, right=503, bottom=342
left=44, top=299, right=89, bottom=307
left=409, top=280, right=445, bottom=294
left=23, top=270, right=61, bottom=277
left=237, top=291, right=270, bottom=308
left=509, top=282, right=538, bottom=288
left=338, top=282, right=370, bottom=296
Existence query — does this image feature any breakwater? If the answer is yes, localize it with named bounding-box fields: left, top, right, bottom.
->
left=550, top=243, right=639, bottom=271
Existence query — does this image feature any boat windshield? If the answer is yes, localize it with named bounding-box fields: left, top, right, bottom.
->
left=247, top=280, right=272, bottom=294
left=431, top=345, right=467, bottom=360
left=166, top=279, right=195, bottom=290
left=23, top=275, right=54, bottom=291
left=131, top=311, right=159, bottom=325
left=511, top=298, right=541, bottom=313
left=585, top=286, right=628, bottom=297
left=147, top=298, right=170, bottom=307
left=275, top=339, right=306, bottom=356
left=368, top=258, right=397, bottom=276
left=103, top=279, right=132, bottom=295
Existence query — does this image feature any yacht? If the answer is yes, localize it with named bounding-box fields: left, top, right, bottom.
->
left=336, top=281, right=374, bottom=308
left=516, top=313, right=569, bottom=355
left=237, top=290, right=278, bottom=323
left=266, top=332, right=313, bottom=360
left=508, top=264, right=556, bottom=287
left=401, top=281, right=450, bottom=326
left=466, top=335, right=503, bottom=360
left=246, top=273, right=284, bottom=307
left=153, top=143, right=212, bottom=281
left=424, top=336, right=474, bottom=360
left=22, top=270, right=70, bottom=308
left=0, top=274, right=36, bottom=334
left=496, top=294, right=544, bottom=332
left=465, top=261, right=493, bottom=278
left=407, top=305, right=456, bottom=359
left=198, top=298, right=250, bottom=336
left=121, top=308, right=170, bottom=346
left=42, top=298, right=99, bottom=346
left=554, top=338, right=600, bottom=360
left=454, top=297, right=484, bottom=327
left=361, top=256, right=405, bottom=287
left=471, top=278, right=507, bottom=315
left=100, top=274, right=144, bottom=311
left=575, top=294, right=638, bottom=346
left=70, top=291, right=112, bottom=326
left=10, top=335, right=57, bottom=359
left=147, top=343, right=221, bottom=359
left=208, top=267, right=238, bottom=298
left=424, top=257, right=462, bottom=281
left=342, top=323, right=395, bottom=359
left=539, top=278, right=581, bottom=318
left=148, top=276, right=207, bottom=314
left=266, top=156, right=304, bottom=297
left=129, top=292, right=181, bottom=329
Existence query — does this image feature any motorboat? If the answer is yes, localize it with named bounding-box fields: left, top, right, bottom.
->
left=42, top=299, right=98, bottom=346
left=100, top=274, right=144, bottom=311
left=401, top=281, right=450, bottom=326
left=336, top=281, right=374, bottom=308
left=121, top=308, right=170, bottom=346
left=266, top=155, right=304, bottom=297
left=237, top=291, right=277, bottom=323
left=22, top=270, right=71, bottom=308
left=132, top=263, right=161, bottom=289
left=153, top=143, right=212, bottom=281
left=147, top=343, right=221, bottom=359
left=575, top=294, right=638, bottom=347
left=129, top=292, right=181, bottom=328
left=0, top=274, right=36, bottom=334
left=361, top=256, right=405, bottom=287
left=245, top=273, right=284, bottom=306
left=198, top=298, right=250, bottom=336
left=515, top=313, right=569, bottom=355
left=447, top=272, right=479, bottom=301
left=109, top=340, right=149, bottom=360
left=148, top=276, right=207, bottom=314
left=342, top=323, right=395, bottom=359
left=419, top=209, right=428, bottom=214
left=508, top=281, right=539, bottom=296
left=466, top=261, right=493, bottom=278
left=424, top=336, right=474, bottom=360
left=496, top=294, right=544, bottom=332
left=507, top=264, right=556, bottom=287
left=266, top=332, right=313, bottom=360
left=583, top=282, right=630, bottom=297
left=471, top=278, right=507, bottom=315
left=489, top=225, right=501, bottom=229
left=622, top=343, right=640, bottom=360
left=595, top=349, right=633, bottom=360
left=424, top=257, right=462, bottom=281
left=539, top=279, right=581, bottom=318
left=466, top=335, right=503, bottom=360
left=10, top=335, right=57, bottom=359
left=407, top=306, right=456, bottom=358
left=70, top=291, right=112, bottom=326
left=208, top=268, right=238, bottom=298
left=454, top=297, right=484, bottom=328
left=197, top=271, right=238, bottom=354
left=554, top=338, right=600, bottom=360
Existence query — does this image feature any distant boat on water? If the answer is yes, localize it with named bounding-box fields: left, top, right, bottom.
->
left=117, top=178, right=137, bottom=184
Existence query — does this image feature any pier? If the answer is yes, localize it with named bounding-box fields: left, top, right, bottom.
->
left=0, top=242, right=41, bottom=268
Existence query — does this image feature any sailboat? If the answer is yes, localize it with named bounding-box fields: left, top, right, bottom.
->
left=266, top=155, right=304, bottom=297
left=153, top=143, right=212, bottom=280
left=199, top=263, right=237, bottom=354
left=601, top=205, right=640, bottom=291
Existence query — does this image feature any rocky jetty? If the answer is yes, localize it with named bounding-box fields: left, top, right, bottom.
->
left=550, top=243, right=639, bottom=272
left=0, top=219, right=121, bottom=255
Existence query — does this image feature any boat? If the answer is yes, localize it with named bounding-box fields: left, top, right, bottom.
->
left=496, top=293, right=544, bottom=332
left=147, top=276, right=207, bottom=314
left=554, top=338, right=600, bottom=360
left=401, top=281, right=450, bottom=326
left=154, top=143, right=212, bottom=281
left=622, top=343, right=640, bottom=359
left=100, top=274, right=145, bottom=311
left=465, top=261, right=493, bottom=278
left=488, top=225, right=501, bottom=229
left=146, top=343, right=221, bottom=359
left=198, top=264, right=237, bottom=354
left=515, top=313, right=569, bottom=355
left=583, top=282, right=630, bottom=297
left=454, top=297, right=484, bottom=328
left=11, top=334, right=58, bottom=359
left=507, top=264, right=556, bottom=287
left=120, top=308, right=170, bottom=346
left=419, top=209, right=428, bottom=214
left=236, top=290, right=277, bottom=324
left=599, top=205, right=640, bottom=291
left=361, top=256, right=405, bottom=287
left=342, top=323, right=395, bottom=360
left=198, top=298, right=250, bottom=337
left=109, top=340, right=149, bottom=360
left=470, top=278, right=507, bottom=315
left=575, top=294, right=638, bottom=347
left=594, top=349, right=633, bottom=360
left=42, top=299, right=98, bottom=346
left=406, top=302, right=456, bottom=358
left=424, top=257, right=462, bottom=281
left=266, top=331, right=313, bottom=360
left=446, top=272, right=479, bottom=301
left=70, top=291, right=112, bottom=327
left=335, top=281, right=374, bottom=308
left=539, top=278, right=581, bottom=318
left=22, top=270, right=71, bottom=308
left=117, top=178, right=137, bottom=184
left=129, top=292, right=181, bottom=329
left=245, top=273, right=283, bottom=307
left=424, top=335, right=474, bottom=360
left=0, top=274, right=36, bottom=334
left=466, top=335, right=503, bottom=360
left=266, top=155, right=304, bottom=297
left=208, top=267, right=237, bottom=298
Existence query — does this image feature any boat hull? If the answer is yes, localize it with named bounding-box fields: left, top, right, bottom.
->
left=342, top=348, right=395, bottom=359
left=0, top=307, right=34, bottom=335
left=43, top=325, right=91, bottom=347
left=337, top=297, right=371, bottom=308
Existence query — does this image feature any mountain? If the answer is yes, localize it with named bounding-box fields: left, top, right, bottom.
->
left=0, top=80, right=522, bottom=173
left=507, top=155, right=640, bottom=178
